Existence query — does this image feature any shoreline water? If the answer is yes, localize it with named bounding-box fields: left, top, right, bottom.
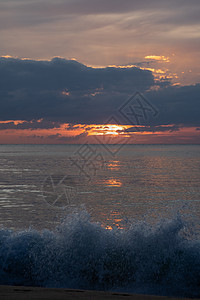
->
left=0, top=286, right=199, bottom=300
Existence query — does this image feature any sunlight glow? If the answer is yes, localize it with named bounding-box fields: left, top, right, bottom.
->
left=145, top=55, right=170, bottom=62
left=87, top=124, right=129, bottom=136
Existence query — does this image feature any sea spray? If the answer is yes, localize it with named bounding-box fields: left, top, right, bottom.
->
left=0, top=209, right=200, bottom=297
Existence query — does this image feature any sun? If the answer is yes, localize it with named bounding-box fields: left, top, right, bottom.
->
left=87, top=124, right=128, bottom=136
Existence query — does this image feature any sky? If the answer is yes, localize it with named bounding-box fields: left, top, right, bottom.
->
left=0, top=0, right=200, bottom=144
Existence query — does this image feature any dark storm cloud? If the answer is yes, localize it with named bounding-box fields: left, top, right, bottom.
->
left=0, top=57, right=199, bottom=128
left=122, top=125, right=180, bottom=133
left=147, top=84, right=200, bottom=127
left=0, top=57, right=155, bottom=123
left=0, top=119, right=61, bottom=130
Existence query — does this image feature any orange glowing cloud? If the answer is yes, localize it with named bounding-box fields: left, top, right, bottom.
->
left=145, top=55, right=170, bottom=62
left=0, top=120, right=199, bottom=144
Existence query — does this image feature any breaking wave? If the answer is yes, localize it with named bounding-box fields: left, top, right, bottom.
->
left=0, top=210, right=200, bottom=298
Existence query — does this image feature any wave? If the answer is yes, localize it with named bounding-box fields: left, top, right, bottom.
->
left=0, top=210, right=200, bottom=298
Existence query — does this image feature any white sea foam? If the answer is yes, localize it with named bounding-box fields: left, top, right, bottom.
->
left=0, top=209, right=199, bottom=298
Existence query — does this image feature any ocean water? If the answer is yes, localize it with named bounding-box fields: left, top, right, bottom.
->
left=0, top=144, right=200, bottom=297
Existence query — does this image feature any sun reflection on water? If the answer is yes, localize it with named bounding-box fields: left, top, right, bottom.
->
left=105, top=178, right=122, bottom=187
left=100, top=211, right=124, bottom=230
left=107, top=160, right=121, bottom=170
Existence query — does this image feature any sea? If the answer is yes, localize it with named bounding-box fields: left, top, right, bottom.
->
left=0, top=144, right=199, bottom=297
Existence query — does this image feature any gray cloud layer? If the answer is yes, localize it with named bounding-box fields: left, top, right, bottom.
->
left=0, top=57, right=199, bottom=128
left=1, top=0, right=199, bottom=33
left=1, top=0, right=199, bottom=87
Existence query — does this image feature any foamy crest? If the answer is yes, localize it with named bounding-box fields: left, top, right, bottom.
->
left=0, top=210, right=199, bottom=297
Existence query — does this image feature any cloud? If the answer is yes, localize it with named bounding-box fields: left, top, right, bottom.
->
left=1, top=0, right=199, bottom=34
left=28, top=134, right=44, bottom=139
left=1, top=0, right=199, bottom=88
left=1, top=1, right=199, bottom=20
left=58, top=132, right=88, bottom=141
left=47, top=133, right=62, bottom=139
left=147, top=84, right=200, bottom=127
left=0, top=57, right=154, bottom=93
left=145, top=56, right=170, bottom=62
left=0, top=119, right=61, bottom=130
left=47, top=132, right=88, bottom=142
left=122, top=125, right=180, bottom=133
left=0, top=57, right=155, bottom=123
left=65, top=124, right=83, bottom=131
left=0, top=57, right=199, bottom=129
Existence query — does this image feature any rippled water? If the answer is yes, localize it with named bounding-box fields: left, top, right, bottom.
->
left=0, top=144, right=199, bottom=230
